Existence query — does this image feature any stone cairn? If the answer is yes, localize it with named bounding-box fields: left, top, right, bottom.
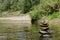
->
left=39, top=17, right=52, bottom=38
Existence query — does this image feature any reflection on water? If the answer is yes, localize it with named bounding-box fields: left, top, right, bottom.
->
left=0, top=32, right=27, bottom=40
left=16, top=32, right=27, bottom=40
left=0, top=23, right=57, bottom=40
left=0, top=32, right=40, bottom=40
left=0, top=23, right=28, bottom=40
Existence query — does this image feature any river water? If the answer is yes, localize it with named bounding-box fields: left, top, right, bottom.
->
left=0, top=23, right=39, bottom=40
left=0, top=23, right=59, bottom=40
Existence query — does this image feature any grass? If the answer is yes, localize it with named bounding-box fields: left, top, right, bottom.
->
left=46, top=12, right=60, bottom=20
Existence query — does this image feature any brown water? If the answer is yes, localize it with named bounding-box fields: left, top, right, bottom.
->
left=0, top=23, right=27, bottom=40
left=0, top=23, right=40, bottom=40
left=0, top=23, right=59, bottom=40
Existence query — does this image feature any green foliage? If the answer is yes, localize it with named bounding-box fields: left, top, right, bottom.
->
left=30, top=0, right=60, bottom=20
left=46, top=12, right=60, bottom=20
left=23, top=0, right=31, bottom=13
left=0, top=0, right=24, bottom=12
left=30, top=10, right=42, bottom=20
left=22, top=0, right=40, bottom=13
left=50, top=13, right=59, bottom=19
left=10, top=3, right=20, bottom=11
left=0, top=0, right=60, bottom=19
left=10, top=0, right=24, bottom=11
left=0, top=3, right=7, bottom=11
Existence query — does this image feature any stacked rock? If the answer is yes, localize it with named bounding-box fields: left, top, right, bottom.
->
left=39, top=19, right=52, bottom=36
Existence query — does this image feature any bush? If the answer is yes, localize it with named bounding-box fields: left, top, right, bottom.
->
left=22, top=0, right=31, bottom=13
left=0, top=0, right=24, bottom=12
left=22, top=0, right=40, bottom=14
left=0, top=3, right=7, bottom=11
left=29, top=10, right=42, bottom=21
left=46, top=12, right=60, bottom=20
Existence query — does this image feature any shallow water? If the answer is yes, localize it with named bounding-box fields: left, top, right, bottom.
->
left=0, top=23, right=28, bottom=40
left=0, top=23, right=60, bottom=40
